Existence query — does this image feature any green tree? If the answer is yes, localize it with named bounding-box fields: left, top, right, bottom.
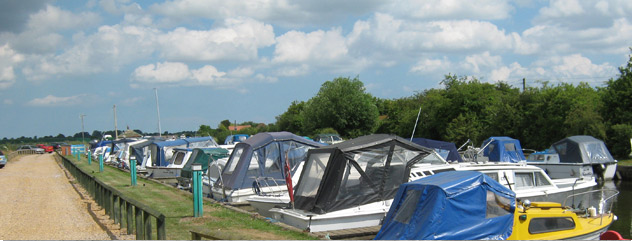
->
left=197, top=125, right=213, bottom=136
left=276, top=101, right=306, bottom=135
left=302, top=76, right=379, bottom=138
left=601, top=50, right=632, bottom=126
left=220, top=120, right=231, bottom=129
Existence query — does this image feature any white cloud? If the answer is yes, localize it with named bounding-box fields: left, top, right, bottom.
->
left=410, top=57, right=451, bottom=73
left=383, top=0, right=514, bottom=20
left=132, top=62, right=191, bottom=83
left=489, top=54, right=616, bottom=84
left=3, top=99, right=13, bottom=105
left=27, top=94, right=87, bottom=106
left=0, top=44, right=24, bottom=89
left=149, top=0, right=383, bottom=27
left=274, top=28, right=348, bottom=63
left=461, top=52, right=502, bottom=73
left=158, top=18, right=275, bottom=61
left=27, top=5, right=101, bottom=32
left=535, top=0, right=632, bottom=29
left=130, top=61, right=274, bottom=88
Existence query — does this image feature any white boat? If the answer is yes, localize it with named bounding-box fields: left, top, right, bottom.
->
left=527, top=136, right=618, bottom=182
left=269, top=135, right=596, bottom=233
left=211, top=132, right=324, bottom=203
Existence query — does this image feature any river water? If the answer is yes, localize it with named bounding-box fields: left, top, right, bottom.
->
left=607, top=180, right=631, bottom=238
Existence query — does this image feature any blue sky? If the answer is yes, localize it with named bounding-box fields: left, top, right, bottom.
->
left=1, top=0, right=631, bottom=139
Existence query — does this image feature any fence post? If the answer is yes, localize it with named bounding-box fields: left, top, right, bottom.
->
left=157, top=215, right=166, bottom=240
left=88, top=151, right=92, bottom=165
left=99, top=154, right=104, bottom=172
left=192, top=164, right=203, bottom=217
left=131, top=158, right=137, bottom=186
left=126, top=201, right=133, bottom=235
left=135, top=207, right=144, bottom=240
left=144, top=211, right=152, bottom=240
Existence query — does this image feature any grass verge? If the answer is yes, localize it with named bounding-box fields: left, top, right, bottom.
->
left=62, top=155, right=317, bottom=240
left=618, top=159, right=632, bottom=166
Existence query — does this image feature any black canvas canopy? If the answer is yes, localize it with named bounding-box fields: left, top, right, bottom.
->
left=293, top=134, right=433, bottom=214
left=552, top=135, right=616, bottom=164
left=216, top=132, right=324, bottom=190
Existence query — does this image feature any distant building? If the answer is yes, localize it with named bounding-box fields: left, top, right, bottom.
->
left=228, top=125, right=252, bottom=131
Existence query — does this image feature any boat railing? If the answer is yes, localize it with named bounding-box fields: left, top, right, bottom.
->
left=251, top=176, right=287, bottom=196
left=562, top=189, right=619, bottom=225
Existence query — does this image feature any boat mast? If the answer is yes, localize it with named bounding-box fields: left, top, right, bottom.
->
left=410, top=106, right=422, bottom=141
left=154, top=88, right=162, bottom=137
left=113, top=105, right=118, bottom=140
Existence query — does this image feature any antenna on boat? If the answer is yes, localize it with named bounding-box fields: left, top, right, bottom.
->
left=154, top=88, right=162, bottom=137
left=410, top=106, right=422, bottom=141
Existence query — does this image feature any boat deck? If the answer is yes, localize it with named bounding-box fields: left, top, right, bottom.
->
left=313, top=225, right=380, bottom=239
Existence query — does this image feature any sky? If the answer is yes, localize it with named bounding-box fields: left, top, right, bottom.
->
left=1, top=0, right=631, bottom=139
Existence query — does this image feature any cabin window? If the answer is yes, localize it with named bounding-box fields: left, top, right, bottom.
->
left=484, top=172, right=499, bottom=182
left=555, top=143, right=567, bottom=155
left=281, top=141, right=312, bottom=170
left=514, top=172, right=535, bottom=189
left=172, top=152, right=186, bottom=165
left=486, top=191, right=512, bottom=218
left=504, top=143, right=516, bottom=151
left=393, top=189, right=421, bottom=224
left=534, top=172, right=552, bottom=186
left=261, top=143, right=281, bottom=174
left=295, top=153, right=331, bottom=197
left=528, top=217, right=575, bottom=234
left=223, top=147, right=244, bottom=175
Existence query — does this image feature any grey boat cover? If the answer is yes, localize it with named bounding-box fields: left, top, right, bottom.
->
left=293, top=134, right=434, bottom=214
left=215, top=132, right=324, bottom=191
left=552, top=135, right=616, bottom=164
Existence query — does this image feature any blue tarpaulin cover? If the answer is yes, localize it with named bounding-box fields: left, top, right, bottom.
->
left=375, top=171, right=516, bottom=240
left=412, top=138, right=464, bottom=162
left=482, top=136, right=526, bottom=163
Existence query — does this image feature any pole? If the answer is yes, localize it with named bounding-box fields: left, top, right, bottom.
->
left=131, top=158, right=137, bottom=186
left=192, top=164, right=203, bottom=217
left=88, top=151, right=92, bottom=165
left=80, top=114, right=86, bottom=144
left=523, top=78, right=526, bottom=92
left=99, top=153, right=104, bottom=172
left=154, top=88, right=162, bottom=137
left=113, top=105, right=118, bottom=140
left=410, top=106, right=422, bottom=141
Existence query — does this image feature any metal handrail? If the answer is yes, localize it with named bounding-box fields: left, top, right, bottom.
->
left=56, top=153, right=166, bottom=239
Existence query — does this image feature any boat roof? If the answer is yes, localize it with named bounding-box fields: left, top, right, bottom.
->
left=552, top=135, right=615, bottom=164
left=411, top=137, right=463, bottom=162
left=375, top=171, right=516, bottom=240
left=482, top=136, right=526, bottom=163
left=293, top=134, right=434, bottom=214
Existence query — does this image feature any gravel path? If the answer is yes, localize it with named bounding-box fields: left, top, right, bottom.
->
left=0, top=154, right=112, bottom=240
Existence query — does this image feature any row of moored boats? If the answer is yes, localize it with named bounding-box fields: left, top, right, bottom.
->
left=88, top=132, right=624, bottom=240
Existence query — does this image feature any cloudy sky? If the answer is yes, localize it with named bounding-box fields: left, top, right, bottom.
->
left=1, top=0, right=631, bottom=139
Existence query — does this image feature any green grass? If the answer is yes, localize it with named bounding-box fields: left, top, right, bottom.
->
left=63, top=155, right=317, bottom=240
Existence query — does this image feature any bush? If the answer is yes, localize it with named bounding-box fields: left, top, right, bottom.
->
left=607, top=124, right=632, bottom=159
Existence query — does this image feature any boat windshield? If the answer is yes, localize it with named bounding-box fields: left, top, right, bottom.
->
left=223, top=147, right=244, bottom=175
left=295, top=152, right=331, bottom=198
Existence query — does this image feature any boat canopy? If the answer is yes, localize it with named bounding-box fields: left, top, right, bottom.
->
left=150, top=137, right=218, bottom=167
left=130, top=138, right=164, bottom=165
left=224, top=134, right=250, bottom=145
left=375, top=171, right=516, bottom=240
left=181, top=147, right=230, bottom=179
left=552, top=135, right=616, bottom=164
left=482, top=136, right=526, bottom=163
left=293, top=134, right=433, bottom=214
left=412, top=137, right=463, bottom=162
left=216, top=132, right=324, bottom=191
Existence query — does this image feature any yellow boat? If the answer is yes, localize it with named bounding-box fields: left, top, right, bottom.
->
left=509, top=190, right=619, bottom=240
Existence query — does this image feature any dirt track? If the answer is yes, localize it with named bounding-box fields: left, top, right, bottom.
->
left=0, top=154, right=112, bottom=240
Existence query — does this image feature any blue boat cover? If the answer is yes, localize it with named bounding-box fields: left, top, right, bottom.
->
left=412, top=138, right=463, bottom=162
left=482, top=136, right=526, bottom=163
left=375, top=171, right=516, bottom=240
left=224, top=134, right=250, bottom=145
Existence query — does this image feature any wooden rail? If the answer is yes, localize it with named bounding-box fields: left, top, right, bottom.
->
left=56, top=153, right=166, bottom=240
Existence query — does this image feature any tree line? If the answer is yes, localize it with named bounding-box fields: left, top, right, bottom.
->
left=5, top=52, right=632, bottom=159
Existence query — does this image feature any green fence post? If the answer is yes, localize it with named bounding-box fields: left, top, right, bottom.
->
left=88, top=151, right=92, bottom=165
left=99, top=153, right=104, bottom=172
left=131, top=158, right=137, bottom=186
left=192, top=164, right=203, bottom=217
